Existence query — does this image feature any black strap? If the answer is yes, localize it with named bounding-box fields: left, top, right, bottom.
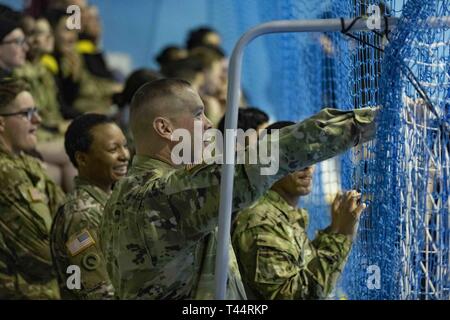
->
left=339, top=15, right=441, bottom=121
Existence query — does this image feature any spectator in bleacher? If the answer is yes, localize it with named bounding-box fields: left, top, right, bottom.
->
left=217, top=107, right=269, bottom=152
left=155, top=45, right=188, bottom=76
left=186, top=26, right=222, bottom=50
left=217, top=106, right=269, bottom=135
left=0, top=78, right=64, bottom=299
left=14, top=15, right=76, bottom=192
left=47, top=9, right=119, bottom=116
left=1, top=6, right=75, bottom=191
left=189, top=46, right=228, bottom=127
left=0, top=5, right=28, bottom=78
left=77, top=5, right=118, bottom=82
left=51, top=113, right=129, bottom=299
left=163, top=56, right=205, bottom=93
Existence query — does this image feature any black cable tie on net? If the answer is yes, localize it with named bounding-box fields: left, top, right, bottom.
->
left=399, top=63, right=440, bottom=119
left=340, top=16, right=385, bottom=52
left=340, top=16, right=362, bottom=34
left=346, top=32, right=385, bottom=52
left=340, top=16, right=443, bottom=128
left=384, top=16, right=390, bottom=41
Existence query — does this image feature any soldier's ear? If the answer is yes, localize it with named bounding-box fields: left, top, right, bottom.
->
left=153, top=117, right=173, bottom=141
left=0, top=117, right=4, bottom=133
left=75, top=151, right=87, bottom=168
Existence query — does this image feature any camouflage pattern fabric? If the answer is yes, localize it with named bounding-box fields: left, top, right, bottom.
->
left=0, top=145, right=65, bottom=299
left=232, top=190, right=351, bottom=300
left=50, top=177, right=114, bottom=299
left=13, top=61, right=65, bottom=142
left=100, top=107, right=377, bottom=300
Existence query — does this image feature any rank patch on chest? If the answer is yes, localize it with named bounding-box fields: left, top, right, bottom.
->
left=66, top=229, right=96, bottom=256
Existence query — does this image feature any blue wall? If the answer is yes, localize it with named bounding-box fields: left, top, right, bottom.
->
left=1, top=0, right=356, bottom=122
left=1, top=0, right=275, bottom=116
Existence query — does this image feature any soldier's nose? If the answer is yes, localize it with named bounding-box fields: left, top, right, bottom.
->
left=203, top=115, right=213, bottom=131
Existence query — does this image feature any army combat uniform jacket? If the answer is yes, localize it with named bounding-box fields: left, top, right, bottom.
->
left=100, top=107, right=377, bottom=300
left=101, top=157, right=247, bottom=300
left=232, top=190, right=351, bottom=300
left=50, top=177, right=114, bottom=299
left=13, top=61, right=66, bottom=142
left=0, top=145, right=65, bottom=299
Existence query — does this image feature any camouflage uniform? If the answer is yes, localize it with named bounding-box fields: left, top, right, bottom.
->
left=0, top=145, right=65, bottom=299
left=50, top=177, right=114, bottom=300
left=100, top=107, right=377, bottom=300
left=232, top=190, right=351, bottom=300
left=73, top=68, right=118, bottom=115
left=13, top=61, right=65, bottom=142
left=58, top=51, right=117, bottom=115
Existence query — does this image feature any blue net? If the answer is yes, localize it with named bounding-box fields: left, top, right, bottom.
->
left=209, top=0, right=449, bottom=299
left=338, top=0, right=450, bottom=300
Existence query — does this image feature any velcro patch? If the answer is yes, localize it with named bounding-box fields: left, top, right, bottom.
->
left=28, top=187, right=44, bottom=202
left=66, top=229, right=96, bottom=256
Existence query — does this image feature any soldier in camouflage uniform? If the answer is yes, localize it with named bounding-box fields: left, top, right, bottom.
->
left=13, top=17, right=68, bottom=143
left=12, top=16, right=76, bottom=192
left=0, top=78, right=65, bottom=299
left=50, top=114, right=129, bottom=299
left=48, top=11, right=120, bottom=116
left=232, top=121, right=365, bottom=300
left=100, top=79, right=378, bottom=300
left=0, top=5, right=27, bottom=79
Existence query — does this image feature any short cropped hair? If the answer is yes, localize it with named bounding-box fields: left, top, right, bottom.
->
left=64, top=113, right=115, bottom=168
left=114, top=68, right=162, bottom=108
left=163, top=56, right=203, bottom=83
left=218, top=107, right=269, bottom=134
left=155, top=45, right=187, bottom=69
left=0, top=78, right=30, bottom=111
left=189, top=46, right=223, bottom=71
left=130, top=78, right=192, bottom=113
left=129, top=78, right=193, bottom=139
left=186, top=26, right=219, bottom=50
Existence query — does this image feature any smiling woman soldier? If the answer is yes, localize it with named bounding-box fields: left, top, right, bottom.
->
left=50, top=113, right=130, bottom=299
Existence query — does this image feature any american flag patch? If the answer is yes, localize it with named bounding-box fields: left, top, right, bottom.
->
left=66, top=229, right=95, bottom=256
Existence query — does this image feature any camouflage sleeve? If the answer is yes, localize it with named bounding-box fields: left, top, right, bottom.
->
left=0, top=232, right=26, bottom=299
left=44, top=175, right=66, bottom=217
left=0, top=203, right=59, bottom=299
left=143, top=107, right=377, bottom=242
left=24, top=155, right=65, bottom=217
left=57, top=207, right=114, bottom=300
left=74, top=70, right=118, bottom=114
left=308, top=228, right=353, bottom=296
left=0, top=160, right=60, bottom=299
left=232, top=224, right=351, bottom=300
left=0, top=192, right=55, bottom=283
